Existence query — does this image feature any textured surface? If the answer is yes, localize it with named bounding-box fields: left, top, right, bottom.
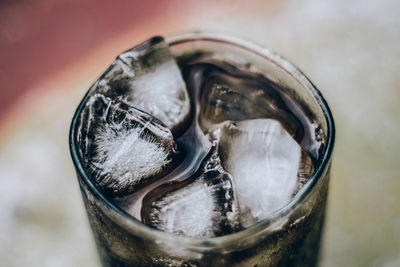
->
left=1, top=0, right=399, bottom=266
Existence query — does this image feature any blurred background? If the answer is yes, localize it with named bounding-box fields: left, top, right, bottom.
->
left=0, top=0, right=399, bottom=266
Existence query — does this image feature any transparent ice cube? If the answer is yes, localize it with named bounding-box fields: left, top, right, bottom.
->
left=141, top=149, right=240, bottom=238
left=213, top=119, right=301, bottom=228
left=200, top=83, right=269, bottom=130
left=90, top=37, right=190, bottom=133
left=78, top=93, right=182, bottom=197
left=198, top=68, right=281, bottom=131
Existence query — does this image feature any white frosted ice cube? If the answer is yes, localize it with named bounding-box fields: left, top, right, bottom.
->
left=127, top=60, right=190, bottom=131
left=79, top=94, right=181, bottom=197
left=216, top=119, right=301, bottom=227
left=92, top=37, right=190, bottom=132
left=141, top=149, right=240, bottom=238
left=149, top=179, right=218, bottom=238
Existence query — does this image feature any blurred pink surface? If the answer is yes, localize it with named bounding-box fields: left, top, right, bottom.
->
left=0, top=0, right=189, bottom=122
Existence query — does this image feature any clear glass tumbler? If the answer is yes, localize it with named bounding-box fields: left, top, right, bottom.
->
left=69, top=33, right=335, bottom=267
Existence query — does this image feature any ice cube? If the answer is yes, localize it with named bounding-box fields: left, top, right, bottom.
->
left=198, top=67, right=280, bottom=131
left=213, top=119, right=301, bottom=228
left=141, top=149, right=240, bottom=238
left=91, top=37, right=190, bottom=133
left=200, top=83, right=269, bottom=130
left=78, top=93, right=183, bottom=197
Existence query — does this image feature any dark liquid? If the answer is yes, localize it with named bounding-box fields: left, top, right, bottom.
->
left=112, top=59, right=322, bottom=231
left=73, top=43, right=332, bottom=266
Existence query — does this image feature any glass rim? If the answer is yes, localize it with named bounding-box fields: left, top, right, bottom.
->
left=69, top=32, right=335, bottom=251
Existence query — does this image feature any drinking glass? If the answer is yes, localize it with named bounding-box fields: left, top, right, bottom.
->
left=69, top=32, right=335, bottom=267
